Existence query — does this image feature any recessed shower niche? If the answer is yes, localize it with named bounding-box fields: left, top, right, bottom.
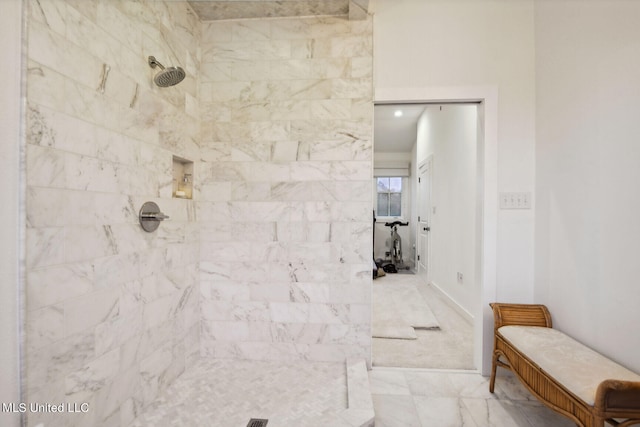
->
left=172, top=155, right=193, bottom=199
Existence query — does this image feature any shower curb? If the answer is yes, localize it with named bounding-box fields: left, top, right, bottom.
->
left=342, top=358, right=375, bottom=427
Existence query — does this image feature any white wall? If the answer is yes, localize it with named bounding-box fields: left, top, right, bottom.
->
left=371, top=0, right=535, bottom=373
left=371, top=0, right=536, bottom=302
left=535, top=0, right=640, bottom=372
left=416, top=105, right=478, bottom=314
left=0, top=1, right=23, bottom=426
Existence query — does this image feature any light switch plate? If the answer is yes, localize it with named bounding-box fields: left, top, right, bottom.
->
left=499, top=192, right=531, bottom=209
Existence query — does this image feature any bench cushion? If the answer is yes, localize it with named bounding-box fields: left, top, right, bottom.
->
left=498, top=325, right=640, bottom=406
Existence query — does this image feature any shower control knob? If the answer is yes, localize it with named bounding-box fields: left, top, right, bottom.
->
left=140, top=212, right=170, bottom=221
left=139, top=201, right=169, bottom=232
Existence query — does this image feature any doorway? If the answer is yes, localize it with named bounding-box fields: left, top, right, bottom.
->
left=372, top=103, right=478, bottom=370
left=372, top=87, right=498, bottom=375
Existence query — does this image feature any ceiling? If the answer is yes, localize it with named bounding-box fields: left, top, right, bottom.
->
left=187, top=0, right=369, bottom=21
left=374, top=104, right=427, bottom=153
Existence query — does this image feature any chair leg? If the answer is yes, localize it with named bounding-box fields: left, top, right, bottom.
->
left=489, top=351, right=499, bottom=393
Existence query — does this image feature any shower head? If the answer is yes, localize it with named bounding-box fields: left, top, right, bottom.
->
left=154, top=67, right=185, bottom=87
left=148, top=56, right=186, bottom=87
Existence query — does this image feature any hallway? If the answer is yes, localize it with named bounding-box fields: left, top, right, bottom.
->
left=373, top=273, right=474, bottom=370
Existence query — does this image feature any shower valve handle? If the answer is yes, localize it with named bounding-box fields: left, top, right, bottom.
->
left=139, top=201, right=168, bottom=232
left=141, top=212, right=169, bottom=221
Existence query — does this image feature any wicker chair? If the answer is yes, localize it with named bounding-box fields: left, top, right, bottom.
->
left=489, top=303, right=640, bottom=427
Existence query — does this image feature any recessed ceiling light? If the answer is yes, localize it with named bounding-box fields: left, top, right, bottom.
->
left=394, top=110, right=403, bottom=117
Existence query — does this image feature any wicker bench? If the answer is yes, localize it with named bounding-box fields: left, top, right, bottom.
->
left=489, top=303, right=640, bottom=427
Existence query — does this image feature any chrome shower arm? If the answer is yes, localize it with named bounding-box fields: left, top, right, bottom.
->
left=148, top=56, right=165, bottom=70
left=147, top=55, right=185, bottom=87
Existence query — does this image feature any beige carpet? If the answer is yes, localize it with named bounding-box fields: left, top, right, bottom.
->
left=372, top=274, right=475, bottom=370
left=372, top=276, right=440, bottom=339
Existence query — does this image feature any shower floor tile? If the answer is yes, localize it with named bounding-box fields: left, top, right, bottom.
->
left=129, top=358, right=356, bottom=427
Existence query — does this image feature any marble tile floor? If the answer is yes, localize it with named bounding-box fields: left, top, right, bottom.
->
left=369, top=367, right=576, bottom=427
left=129, top=358, right=374, bottom=427
left=126, top=355, right=575, bottom=427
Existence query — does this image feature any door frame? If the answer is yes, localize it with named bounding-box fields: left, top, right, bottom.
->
left=416, top=156, right=433, bottom=285
left=375, top=86, right=498, bottom=375
left=1, top=1, right=25, bottom=424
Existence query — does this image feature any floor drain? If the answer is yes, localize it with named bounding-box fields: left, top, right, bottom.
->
left=247, top=418, right=268, bottom=427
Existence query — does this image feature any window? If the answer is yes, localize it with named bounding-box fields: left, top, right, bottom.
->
left=376, top=177, right=402, bottom=217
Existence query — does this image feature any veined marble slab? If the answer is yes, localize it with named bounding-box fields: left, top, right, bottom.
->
left=129, top=358, right=374, bottom=427
left=189, top=0, right=350, bottom=21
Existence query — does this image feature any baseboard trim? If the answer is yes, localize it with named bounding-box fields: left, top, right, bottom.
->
left=429, top=282, right=474, bottom=325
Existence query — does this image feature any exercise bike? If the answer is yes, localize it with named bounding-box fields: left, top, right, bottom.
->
left=378, top=220, right=409, bottom=273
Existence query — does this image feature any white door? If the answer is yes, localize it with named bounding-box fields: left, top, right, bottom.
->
left=417, top=158, right=432, bottom=283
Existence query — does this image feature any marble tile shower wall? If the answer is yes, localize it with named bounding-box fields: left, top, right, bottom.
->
left=25, top=1, right=200, bottom=426
left=198, top=17, right=374, bottom=364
